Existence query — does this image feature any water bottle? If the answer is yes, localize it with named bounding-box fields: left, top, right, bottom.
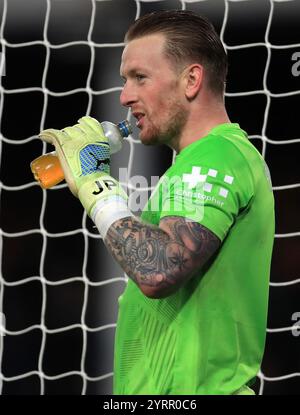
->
left=30, top=119, right=131, bottom=189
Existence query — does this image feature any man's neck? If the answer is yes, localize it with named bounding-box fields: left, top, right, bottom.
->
left=170, top=96, right=231, bottom=154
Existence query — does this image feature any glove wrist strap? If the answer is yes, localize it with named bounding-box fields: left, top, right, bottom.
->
left=91, top=196, right=132, bottom=239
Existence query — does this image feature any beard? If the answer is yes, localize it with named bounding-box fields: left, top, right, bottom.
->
left=139, top=99, right=188, bottom=150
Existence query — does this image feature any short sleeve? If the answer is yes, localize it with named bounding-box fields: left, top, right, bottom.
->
left=159, top=139, right=254, bottom=241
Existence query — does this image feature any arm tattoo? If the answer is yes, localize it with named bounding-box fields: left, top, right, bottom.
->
left=105, top=216, right=220, bottom=297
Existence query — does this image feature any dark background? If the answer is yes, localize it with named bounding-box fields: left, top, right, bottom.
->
left=0, top=0, right=299, bottom=395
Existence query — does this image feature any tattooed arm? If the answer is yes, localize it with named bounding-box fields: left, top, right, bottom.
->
left=105, top=215, right=221, bottom=298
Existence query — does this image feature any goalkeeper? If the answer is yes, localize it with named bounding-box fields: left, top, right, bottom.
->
left=39, top=10, right=275, bottom=395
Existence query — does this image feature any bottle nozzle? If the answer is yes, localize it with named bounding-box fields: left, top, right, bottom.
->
left=118, top=120, right=132, bottom=137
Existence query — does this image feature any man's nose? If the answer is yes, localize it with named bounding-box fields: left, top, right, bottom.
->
left=120, top=84, right=137, bottom=107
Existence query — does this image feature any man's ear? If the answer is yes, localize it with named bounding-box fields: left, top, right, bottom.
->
left=183, top=64, right=204, bottom=100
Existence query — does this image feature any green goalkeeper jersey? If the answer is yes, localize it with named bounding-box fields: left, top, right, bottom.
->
left=113, top=123, right=275, bottom=395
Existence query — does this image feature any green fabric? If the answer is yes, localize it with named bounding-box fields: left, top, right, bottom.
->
left=113, top=123, right=274, bottom=394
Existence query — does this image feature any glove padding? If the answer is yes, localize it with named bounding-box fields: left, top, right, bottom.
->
left=39, top=116, right=110, bottom=196
left=39, top=116, right=127, bottom=216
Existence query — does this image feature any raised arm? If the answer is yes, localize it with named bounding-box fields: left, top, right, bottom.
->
left=38, top=116, right=220, bottom=299
left=105, top=215, right=220, bottom=298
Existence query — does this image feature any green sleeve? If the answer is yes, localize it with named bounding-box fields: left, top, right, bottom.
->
left=159, top=138, right=254, bottom=241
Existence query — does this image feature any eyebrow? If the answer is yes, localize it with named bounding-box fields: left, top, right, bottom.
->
left=120, top=68, right=146, bottom=79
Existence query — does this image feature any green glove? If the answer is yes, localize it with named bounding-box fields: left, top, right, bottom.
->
left=39, top=116, right=128, bottom=218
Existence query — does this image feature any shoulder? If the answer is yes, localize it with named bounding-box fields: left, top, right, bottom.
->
left=170, top=132, right=256, bottom=197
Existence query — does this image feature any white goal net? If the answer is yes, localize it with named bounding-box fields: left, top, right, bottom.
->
left=0, top=0, right=299, bottom=395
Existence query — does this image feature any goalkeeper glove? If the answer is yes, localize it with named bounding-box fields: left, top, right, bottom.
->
left=39, top=116, right=131, bottom=237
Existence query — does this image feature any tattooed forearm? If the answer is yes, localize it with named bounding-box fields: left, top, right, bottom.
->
left=105, top=216, right=220, bottom=298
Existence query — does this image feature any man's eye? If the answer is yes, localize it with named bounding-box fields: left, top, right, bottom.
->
left=136, top=74, right=145, bottom=82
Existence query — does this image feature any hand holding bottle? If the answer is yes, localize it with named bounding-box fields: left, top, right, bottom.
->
left=36, top=116, right=131, bottom=217
left=31, top=117, right=131, bottom=189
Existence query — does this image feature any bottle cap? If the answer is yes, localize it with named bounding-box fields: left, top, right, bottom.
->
left=118, top=120, right=132, bottom=137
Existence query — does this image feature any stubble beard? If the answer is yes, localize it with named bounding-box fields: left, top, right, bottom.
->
left=140, top=100, right=188, bottom=149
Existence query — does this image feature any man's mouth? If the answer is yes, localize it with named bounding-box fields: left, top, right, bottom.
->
left=133, top=112, right=145, bottom=128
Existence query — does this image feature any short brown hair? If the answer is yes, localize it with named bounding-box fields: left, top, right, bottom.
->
left=125, top=10, right=228, bottom=96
